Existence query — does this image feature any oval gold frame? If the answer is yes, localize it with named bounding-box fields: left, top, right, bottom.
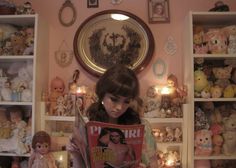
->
left=74, top=10, right=155, bottom=77
left=58, top=0, right=77, bottom=27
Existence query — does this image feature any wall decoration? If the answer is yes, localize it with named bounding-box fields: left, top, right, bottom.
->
left=55, top=40, right=73, bottom=67
left=153, top=58, right=166, bottom=78
left=148, top=0, right=170, bottom=23
left=73, top=10, right=155, bottom=77
left=87, top=0, right=99, bottom=8
left=164, top=36, right=177, bottom=55
left=111, top=0, right=123, bottom=5
left=58, top=0, right=77, bottom=27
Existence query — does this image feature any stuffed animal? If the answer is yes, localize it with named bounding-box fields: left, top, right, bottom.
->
left=205, top=28, right=228, bottom=54
left=223, top=84, right=235, bottom=98
left=0, top=23, right=18, bottom=46
left=23, top=37, right=34, bottom=55
left=222, top=114, right=236, bottom=155
left=194, top=70, right=209, bottom=97
left=212, top=66, right=232, bottom=89
left=0, top=107, right=12, bottom=139
left=194, top=129, right=212, bottom=156
left=194, top=107, right=210, bottom=131
left=193, top=26, right=208, bottom=54
left=210, top=85, right=223, bottom=98
left=10, top=31, right=26, bottom=55
left=223, top=25, right=236, bottom=54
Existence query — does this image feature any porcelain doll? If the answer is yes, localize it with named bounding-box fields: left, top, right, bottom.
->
left=28, top=131, right=57, bottom=168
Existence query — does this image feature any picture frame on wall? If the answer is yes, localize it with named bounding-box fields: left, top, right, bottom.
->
left=87, top=0, right=99, bottom=8
left=148, top=0, right=170, bottom=23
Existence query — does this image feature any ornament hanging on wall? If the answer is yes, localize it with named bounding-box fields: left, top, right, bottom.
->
left=152, top=58, right=166, bottom=79
left=111, top=0, right=123, bottom=5
left=58, top=0, right=77, bottom=27
left=164, top=36, right=177, bottom=56
left=55, top=40, right=73, bottom=68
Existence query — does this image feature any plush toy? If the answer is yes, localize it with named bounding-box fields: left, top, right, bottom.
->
left=0, top=23, right=18, bottom=46
left=210, top=85, right=223, bottom=98
left=194, top=70, right=209, bottom=97
left=194, top=129, right=212, bottom=156
left=23, top=37, right=34, bottom=55
left=165, top=126, right=174, bottom=142
left=212, top=66, right=232, bottom=89
left=10, top=31, right=26, bottom=55
left=193, top=26, right=209, bottom=54
left=223, top=25, right=236, bottom=54
left=194, top=107, right=210, bottom=131
left=222, top=114, right=236, bottom=155
left=212, top=134, right=223, bottom=155
left=205, top=28, right=228, bottom=54
left=0, top=107, right=12, bottom=139
left=211, top=160, right=226, bottom=168
left=223, top=84, right=235, bottom=98
left=194, top=160, right=211, bottom=168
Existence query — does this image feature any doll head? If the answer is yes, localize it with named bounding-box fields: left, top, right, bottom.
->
left=32, top=131, right=51, bottom=155
left=50, top=76, right=65, bottom=94
left=8, top=106, right=24, bottom=124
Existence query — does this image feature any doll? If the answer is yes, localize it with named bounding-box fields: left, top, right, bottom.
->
left=28, top=131, right=57, bottom=168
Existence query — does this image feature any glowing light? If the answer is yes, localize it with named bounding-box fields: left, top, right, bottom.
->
left=59, top=155, right=63, bottom=162
left=161, top=86, right=171, bottom=95
left=111, top=14, right=129, bottom=20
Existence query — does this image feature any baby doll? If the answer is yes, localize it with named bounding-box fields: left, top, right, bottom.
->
left=0, top=107, right=12, bottom=139
left=28, top=131, right=57, bottom=168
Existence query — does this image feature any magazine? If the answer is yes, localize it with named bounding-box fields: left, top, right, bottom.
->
left=73, top=112, right=145, bottom=168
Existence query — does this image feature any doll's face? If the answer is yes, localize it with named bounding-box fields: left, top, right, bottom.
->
left=35, top=142, right=49, bottom=155
left=10, top=112, right=22, bottom=123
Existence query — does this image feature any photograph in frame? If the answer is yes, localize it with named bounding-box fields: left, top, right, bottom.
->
left=87, top=0, right=99, bottom=8
left=148, top=0, right=170, bottom=23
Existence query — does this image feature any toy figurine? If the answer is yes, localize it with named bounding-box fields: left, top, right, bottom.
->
left=28, top=131, right=57, bottom=168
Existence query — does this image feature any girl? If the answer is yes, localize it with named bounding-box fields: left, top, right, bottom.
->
left=68, top=65, right=158, bottom=168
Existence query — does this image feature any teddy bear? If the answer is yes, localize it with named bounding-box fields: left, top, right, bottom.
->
left=204, top=28, right=228, bottom=54
left=223, top=25, right=236, bottom=54
left=212, top=65, right=232, bottom=89
left=193, top=26, right=209, bottom=54
left=194, top=107, right=210, bottom=131
left=10, top=31, right=26, bottom=55
left=23, top=37, right=34, bottom=55
left=223, top=84, right=235, bottom=98
left=222, top=114, right=236, bottom=155
left=194, top=70, right=209, bottom=97
left=194, top=129, right=213, bottom=156
left=210, top=85, right=223, bottom=98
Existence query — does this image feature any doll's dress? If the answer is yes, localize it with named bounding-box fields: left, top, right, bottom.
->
left=32, top=153, right=49, bottom=168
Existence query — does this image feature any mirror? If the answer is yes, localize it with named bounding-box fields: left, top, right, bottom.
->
left=73, top=10, right=155, bottom=77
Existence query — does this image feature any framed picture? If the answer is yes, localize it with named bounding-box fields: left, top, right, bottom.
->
left=148, top=0, right=170, bottom=23
left=73, top=10, right=154, bottom=77
left=87, top=0, right=99, bottom=8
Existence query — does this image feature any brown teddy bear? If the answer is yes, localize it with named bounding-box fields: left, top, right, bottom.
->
left=10, top=31, right=26, bottom=55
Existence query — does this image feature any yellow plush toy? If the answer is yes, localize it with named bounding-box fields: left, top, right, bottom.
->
left=223, top=85, right=235, bottom=98
left=194, top=70, right=209, bottom=96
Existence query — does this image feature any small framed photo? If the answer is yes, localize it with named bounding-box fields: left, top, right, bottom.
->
left=148, top=0, right=170, bottom=23
left=87, top=0, right=99, bottom=8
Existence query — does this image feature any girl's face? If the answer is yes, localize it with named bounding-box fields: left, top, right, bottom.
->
left=102, top=93, right=132, bottom=123
left=35, top=142, right=49, bottom=155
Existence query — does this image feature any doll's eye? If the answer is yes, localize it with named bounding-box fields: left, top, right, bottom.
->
left=36, top=144, right=42, bottom=148
left=206, top=138, right=208, bottom=140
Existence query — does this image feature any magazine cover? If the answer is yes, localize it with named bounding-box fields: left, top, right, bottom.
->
left=87, top=121, right=144, bottom=168
left=74, top=111, right=144, bottom=168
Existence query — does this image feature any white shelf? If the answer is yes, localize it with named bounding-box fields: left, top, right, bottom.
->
left=194, top=155, right=236, bottom=160
left=44, top=116, right=75, bottom=122
left=0, top=152, right=30, bottom=157
left=145, top=117, right=183, bottom=123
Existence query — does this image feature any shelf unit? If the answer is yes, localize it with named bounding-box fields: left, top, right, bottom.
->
left=184, top=11, right=236, bottom=167
left=0, top=14, right=48, bottom=163
left=145, top=104, right=188, bottom=168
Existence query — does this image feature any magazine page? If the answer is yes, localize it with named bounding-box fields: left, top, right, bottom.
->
left=73, top=111, right=90, bottom=168
left=86, top=121, right=144, bottom=168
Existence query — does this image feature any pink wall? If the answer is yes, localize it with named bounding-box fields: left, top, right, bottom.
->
left=13, top=0, right=236, bottom=96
